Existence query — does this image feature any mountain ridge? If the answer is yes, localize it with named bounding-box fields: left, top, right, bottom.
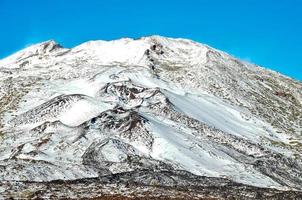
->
left=3, top=36, right=300, bottom=83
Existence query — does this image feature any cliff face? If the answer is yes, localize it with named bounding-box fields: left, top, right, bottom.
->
left=0, top=36, right=301, bottom=199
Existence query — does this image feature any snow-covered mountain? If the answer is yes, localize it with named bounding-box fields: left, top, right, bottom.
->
left=0, top=36, right=301, bottom=199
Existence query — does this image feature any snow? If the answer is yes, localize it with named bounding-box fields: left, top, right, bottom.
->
left=141, top=112, right=281, bottom=188
left=162, top=90, right=286, bottom=143
left=0, top=35, right=301, bottom=190
left=71, top=38, right=150, bottom=66
left=58, top=98, right=108, bottom=127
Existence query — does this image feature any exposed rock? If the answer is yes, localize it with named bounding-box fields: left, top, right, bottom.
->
left=0, top=36, right=301, bottom=198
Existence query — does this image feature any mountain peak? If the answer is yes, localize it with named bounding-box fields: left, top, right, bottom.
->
left=38, top=39, right=63, bottom=50
left=0, top=40, right=66, bottom=68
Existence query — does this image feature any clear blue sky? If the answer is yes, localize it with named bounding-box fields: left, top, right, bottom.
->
left=0, top=0, right=301, bottom=80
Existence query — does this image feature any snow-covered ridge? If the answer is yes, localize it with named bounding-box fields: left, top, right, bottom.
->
left=0, top=36, right=301, bottom=193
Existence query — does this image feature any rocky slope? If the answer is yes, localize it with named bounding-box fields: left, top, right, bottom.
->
left=0, top=36, right=301, bottom=199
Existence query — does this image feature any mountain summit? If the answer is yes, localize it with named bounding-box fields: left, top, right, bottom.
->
left=0, top=36, right=301, bottom=199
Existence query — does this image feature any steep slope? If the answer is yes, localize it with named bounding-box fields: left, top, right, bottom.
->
left=0, top=36, right=301, bottom=199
